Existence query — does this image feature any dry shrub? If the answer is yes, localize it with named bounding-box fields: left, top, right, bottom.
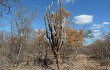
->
left=87, top=33, right=110, bottom=66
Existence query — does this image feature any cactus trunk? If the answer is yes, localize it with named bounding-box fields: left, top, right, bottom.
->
left=44, top=0, right=70, bottom=70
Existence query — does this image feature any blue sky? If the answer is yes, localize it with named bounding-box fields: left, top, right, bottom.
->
left=23, top=0, right=110, bottom=38
left=0, top=0, right=110, bottom=44
left=21, top=0, right=110, bottom=30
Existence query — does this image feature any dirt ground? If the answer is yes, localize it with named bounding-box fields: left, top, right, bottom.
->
left=11, top=54, right=110, bottom=70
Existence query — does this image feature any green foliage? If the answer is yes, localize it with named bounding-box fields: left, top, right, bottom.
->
left=84, top=30, right=94, bottom=39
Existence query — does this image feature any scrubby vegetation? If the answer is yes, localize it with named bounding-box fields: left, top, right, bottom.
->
left=0, top=0, right=110, bottom=70
left=87, top=33, right=110, bottom=66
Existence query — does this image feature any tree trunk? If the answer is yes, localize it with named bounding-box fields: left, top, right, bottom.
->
left=45, top=46, right=48, bottom=59
left=56, top=52, right=61, bottom=70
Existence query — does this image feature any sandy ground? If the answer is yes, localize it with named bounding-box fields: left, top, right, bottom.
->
left=11, top=54, right=110, bottom=70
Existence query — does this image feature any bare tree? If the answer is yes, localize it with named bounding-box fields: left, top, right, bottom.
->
left=0, top=0, right=20, bottom=17
left=7, top=7, right=38, bottom=65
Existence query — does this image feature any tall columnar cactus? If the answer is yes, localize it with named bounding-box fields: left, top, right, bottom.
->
left=44, top=0, right=70, bottom=70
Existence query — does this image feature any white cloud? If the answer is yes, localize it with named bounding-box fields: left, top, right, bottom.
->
left=35, top=29, right=38, bottom=32
left=35, top=29, right=44, bottom=32
left=93, top=33, right=101, bottom=37
left=74, top=15, right=94, bottom=24
left=65, top=0, right=71, bottom=2
left=92, top=29, right=101, bottom=38
left=63, top=0, right=74, bottom=3
left=102, top=22, right=110, bottom=25
left=91, top=22, right=109, bottom=29
left=92, top=24, right=102, bottom=29
left=92, top=30, right=100, bottom=33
